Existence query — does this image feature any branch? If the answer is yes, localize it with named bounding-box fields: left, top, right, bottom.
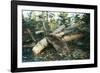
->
left=26, top=28, right=36, bottom=41
left=23, top=42, right=35, bottom=48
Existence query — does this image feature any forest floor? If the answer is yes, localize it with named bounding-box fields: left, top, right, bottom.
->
left=22, top=40, right=90, bottom=62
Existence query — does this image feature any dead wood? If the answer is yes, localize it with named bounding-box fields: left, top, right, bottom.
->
left=32, top=38, right=48, bottom=55
left=32, top=33, right=83, bottom=55
left=62, top=33, right=83, bottom=42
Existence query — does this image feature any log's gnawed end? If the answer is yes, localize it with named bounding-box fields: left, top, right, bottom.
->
left=32, top=38, right=48, bottom=55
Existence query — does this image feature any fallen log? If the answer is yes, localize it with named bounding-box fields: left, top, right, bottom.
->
left=32, top=22, right=82, bottom=55
left=51, top=21, right=81, bottom=37
left=52, top=25, right=65, bottom=34
left=62, top=33, right=83, bottom=42
left=32, top=38, right=48, bottom=55
left=32, top=33, right=83, bottom=55
left=52, top=27, right=80, bottom=38
left=32, top=25, right=66, bottom=55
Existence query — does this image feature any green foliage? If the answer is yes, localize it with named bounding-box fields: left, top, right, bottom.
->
left=58, top=12, right=69, bottom=26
